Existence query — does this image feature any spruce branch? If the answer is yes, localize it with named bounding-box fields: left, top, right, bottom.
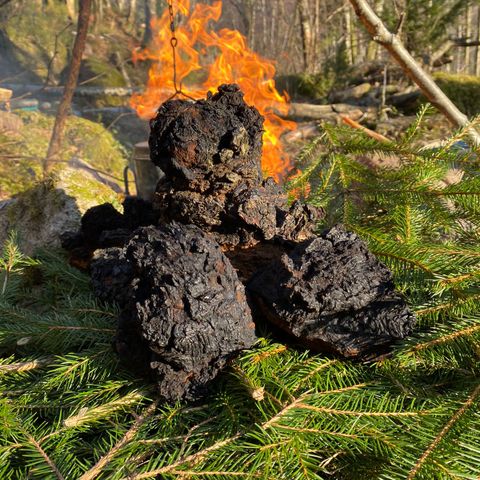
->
left=125, top=434, right=242, bottom=480
left=406, top=383, right=480, bottom=479
left=79, top=401, right=158, bottom=480
left=25, top=434, right=65, bottom=480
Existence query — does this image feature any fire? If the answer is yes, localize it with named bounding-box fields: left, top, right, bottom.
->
left=130, top=0, right=296, bottom=179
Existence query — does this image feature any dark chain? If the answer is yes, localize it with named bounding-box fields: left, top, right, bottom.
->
left=167, top=0, right=195, bottom=101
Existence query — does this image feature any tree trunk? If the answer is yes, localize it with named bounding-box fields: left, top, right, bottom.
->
left=366, top=0, right=384, bottom=61
left=142, top=0, right=156, bottom=47
left=476, top=5, right=480, bottom=76
left=348, top=0, right=480, bottom=144
left=45, top=0, right=93, bottom=174
left=465, top=4, right=472, bottom=73
left=344, top=6, right=354, bottom=64
left=297, top=0, right=313, bottom=73
left=65, top=0, right=76, bottom=19
left=126, top=0, right=137, bottom=25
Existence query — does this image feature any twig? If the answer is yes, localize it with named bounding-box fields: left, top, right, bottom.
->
left=27, top=434, right=65, bottom=480
left=340, top=114, right=391, bottom=143
left=44, top=22, right=74, bottom=88
left=0, top=357, right=53, bottom=373
left=407, top=383, right=480, bottom=479
left=124, top=434, right=242, bottom=480
left=78, top=401, right=158, bottom=480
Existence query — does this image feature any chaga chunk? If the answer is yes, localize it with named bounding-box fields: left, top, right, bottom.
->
left=81, top=203, right=126, bottom=246
left=248, top=225, right=416, bottom=357
left=90, top=248, right=133, bottom=307
left=115, top=223, right=257, bottom=402
left=122, top=196, right=159, bottom=230
left=149, top=84, right=264, bottom=190
left=149, top=85, right=323, bottom=248
left=62, top=198, right=160, bottom=269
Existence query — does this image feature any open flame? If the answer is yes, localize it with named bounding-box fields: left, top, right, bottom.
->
left=130, top=0, right=296, bottom=179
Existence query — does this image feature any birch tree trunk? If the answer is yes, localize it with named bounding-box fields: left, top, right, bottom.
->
left=465, top=5, right=472, bottom=73
left=476, top=6, right=480, bottom=76
left=297, top=0, right=314, bottom=73
left=344, top=6, right=354, bottom=64
left=142, top=0, right=157, bottom=46
left=127, top=0, right=137, bottom=25
left=366, top=0, right=384, bottom=61
left=65, top=0, right=76, bottom=19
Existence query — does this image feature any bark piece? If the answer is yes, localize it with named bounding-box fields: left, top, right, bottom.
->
left=248, top=225, right=415, bottom=357
left=115, top=223, right=257, bottom=402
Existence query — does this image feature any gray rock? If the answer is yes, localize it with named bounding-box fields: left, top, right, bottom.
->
left=0, top=182, right=81, bottom=256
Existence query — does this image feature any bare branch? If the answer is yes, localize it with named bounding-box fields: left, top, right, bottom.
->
left=348, top=0, right=480, bottom=145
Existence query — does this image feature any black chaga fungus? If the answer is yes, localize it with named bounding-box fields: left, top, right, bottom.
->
left=61, top=84, right=417, bottom=401
left=247, top=225, right=416, bottom=357
left=90, top=248, right=133, bottom=307
left=62, top=198, right=160, bottom=269
left=149, top=84, right=264, bottom=190
left=81, top=203, right=126, bottom=246
left=122, top=196, right=159, bottom=230
left=115, top=223, right=257, bottom=402
left=149, top=84, right=323, bottom=248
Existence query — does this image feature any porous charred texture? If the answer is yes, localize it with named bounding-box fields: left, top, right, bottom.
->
left=149, top=84, right=263, bottom=191
left=90, top=248, right=133, bottom=307
left=81, top=203, right=126, bottom=246
left=61, top=83, right=416, bottom=402
left=115, top=223, right=257, bottom=402
left=248, top=225, right=416, bottom=358
left=150, top=84, right=323, bottom=248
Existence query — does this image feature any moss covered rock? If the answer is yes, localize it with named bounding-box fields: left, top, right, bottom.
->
left=0, top=111, right=127, bottom=199
left=0, top=181, right=81, bottom=255
left=433, top=72, right=480, bottom=117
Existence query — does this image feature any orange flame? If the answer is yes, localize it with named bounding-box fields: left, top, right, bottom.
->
left=130, top=0, right=296, bottom=180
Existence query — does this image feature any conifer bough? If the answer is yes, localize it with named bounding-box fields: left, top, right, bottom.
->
left=63, top=85, right=415, bottom=401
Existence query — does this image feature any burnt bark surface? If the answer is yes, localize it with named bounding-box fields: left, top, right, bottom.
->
left=248, top=225, right=415, bottom=357
left=114, top=223, right=257, bottom=402
left=90, top=247, right=132, bottom=307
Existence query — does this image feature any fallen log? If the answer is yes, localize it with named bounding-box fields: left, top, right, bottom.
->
left=389, top=88, right=421, bottom=109
left=284, top=102, right=367, bottom=120
left=282, top=123, right=319, bottom=142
